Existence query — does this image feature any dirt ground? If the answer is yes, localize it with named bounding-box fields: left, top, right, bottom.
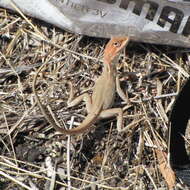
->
left=0, top=7, right=190, bottom=190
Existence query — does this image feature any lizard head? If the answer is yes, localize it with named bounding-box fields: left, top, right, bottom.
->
left=103, top=37, right=130, bottom=64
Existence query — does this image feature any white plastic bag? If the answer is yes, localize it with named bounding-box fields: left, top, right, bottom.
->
left=1, top=0, right=190, bottom=47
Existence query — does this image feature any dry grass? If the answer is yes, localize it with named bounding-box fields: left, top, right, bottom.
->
left=0, top=7, right=190, bottom=190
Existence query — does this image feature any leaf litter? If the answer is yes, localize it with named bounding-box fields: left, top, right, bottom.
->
left=1, top=7, right=190, bottom=190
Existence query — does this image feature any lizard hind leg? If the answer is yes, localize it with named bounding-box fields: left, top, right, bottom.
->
left=99, top=108, right=123, bottom=132
left=67, top=82, right=92, bottom=113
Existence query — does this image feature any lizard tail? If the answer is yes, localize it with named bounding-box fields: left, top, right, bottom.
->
left=33, top=58, right=102, bottom=135
left=37, top=101, right=102, bottom=135
left=61, top=106, right=102, bottom=135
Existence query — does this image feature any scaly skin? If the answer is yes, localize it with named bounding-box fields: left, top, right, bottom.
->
left=33, top=37, right=130, bottom=135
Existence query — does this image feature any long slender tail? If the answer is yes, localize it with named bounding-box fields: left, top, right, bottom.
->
left=36, top=92, right=101, bottom=135
left=33, top=62, right=102, bottom=135
left=64, top=106, right=102, bottom=135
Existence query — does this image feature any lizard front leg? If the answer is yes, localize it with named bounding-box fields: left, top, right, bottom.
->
left=99, top=108, right=123, bottom=132
left=67, top=82, right=92, bottom=113
left=116, top=76, right=129, bottom=104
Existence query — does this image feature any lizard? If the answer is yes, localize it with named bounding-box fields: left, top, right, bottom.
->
left=33, top=37, right=130, bottom=135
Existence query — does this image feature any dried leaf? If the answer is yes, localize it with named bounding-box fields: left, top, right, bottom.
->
left=92, top=153, right=104, bottom=165
left=155, top=149, right=176, bottom=190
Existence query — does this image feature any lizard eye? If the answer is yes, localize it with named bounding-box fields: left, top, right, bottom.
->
left=113, top=42, right=121, bottom=47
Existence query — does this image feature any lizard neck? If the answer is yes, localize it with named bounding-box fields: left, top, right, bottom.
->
left=103, top=58, right=117, bottom=77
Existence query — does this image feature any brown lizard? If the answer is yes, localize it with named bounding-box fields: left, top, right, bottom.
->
left=33, top=37, right=130, bottom=135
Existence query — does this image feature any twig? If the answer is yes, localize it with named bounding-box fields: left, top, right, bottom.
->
left=131, top=92, right=178, bottom=103
left=143, top=166, right=158, bottom=190
left=0, top=170, right=33, bottom=190
left=67, top=116, right=75, bottom=190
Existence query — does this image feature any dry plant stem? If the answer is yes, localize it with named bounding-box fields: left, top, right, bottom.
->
left=25, top=29, right=100, bottom=62
left=119, top=117, right=144, bottom=132
left=0, top=160, right=78, bottom=189
left=49, top=169, right=56, bottom=190
left=1, top=155, right=117, bottom=187
left=161, top=54, right=189, bottom=78
left=6, top=29, right=23, bottom=56
left=143, top=166, right=158, bottom=190
left=3, top=112, right=18, bottom=168
left=177, top=63, right=182, bottom=93
left=141, top=101, right=162, bottom=149
left=0, top=170, right=33, bottom=190
left=0, top=51, right=36, bottom=137
left=131, top=92, right=178, bottom=103
left=7, top=103, right=37, bottom=136
left=10, top=1, right=47, bottom=40
left=0, top=17, right=21, bottom=31
left=136, top=129, right=144, bottom=163
left=47, top=157, right=56, bottom=190
left=29, top=180, right=39, bottom=190
left=33, top=37, right=130, bottom=135
left=133, top=129, right=144, bottom=187
left=66, top=116, right=75, bottom=189
left=0, top=156, right=124, bottom=189
left=0, top=51, right=27, bottom=110
left=156, top=79, right=168, bottom=123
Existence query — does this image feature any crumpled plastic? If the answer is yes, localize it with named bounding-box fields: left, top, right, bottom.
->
left=1, top=0, right=190, bottom=47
